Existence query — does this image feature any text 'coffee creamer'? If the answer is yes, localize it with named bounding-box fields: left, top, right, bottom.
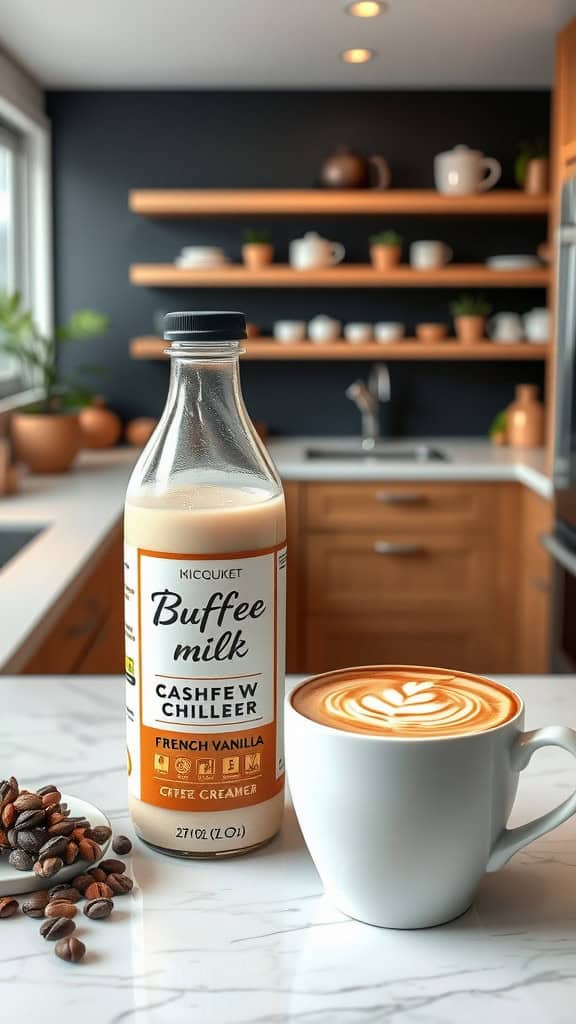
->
left=124, top=311, right=286, bottom=857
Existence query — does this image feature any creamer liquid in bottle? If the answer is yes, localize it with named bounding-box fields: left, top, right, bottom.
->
left=124, top=311, right=286, bottom=856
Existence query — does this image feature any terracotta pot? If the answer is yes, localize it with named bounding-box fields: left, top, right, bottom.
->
left=524, top=158, right=549, bottom=197
left=506, top=384, right=545, bottom=448
left=125, top=417, right=158, bottom=447
left=416, top=323, right=449, bottom=343
left=242, top=244, right=274, bottom=270
left=454, top=315, right=486, bottom=344
left=370, top=245, right=401, bottom=271
left=79, top=397, right=122, bottom=449
left=246, top=322, right=260, bottom=338
left=11, top=412, right=81, bottom=473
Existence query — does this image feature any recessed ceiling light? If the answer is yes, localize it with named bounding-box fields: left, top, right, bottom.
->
left=340, top=47, right=377, bottom=64
left=345, top=1, right=387, bottom=17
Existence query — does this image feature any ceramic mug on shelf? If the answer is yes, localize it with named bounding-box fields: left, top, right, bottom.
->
left=286, top=666, right=576, bottom=930
left=374, top=322, right=405, bottom=343
left=489, top=312, right=524, bottom=343
left=273, top=320, right=306, bottom=343
left=409, top=240, right=453, bottom=270
left=523, top=307, right=551, bottom=343
left=434, top=145, right=502, bottom=195
left=289, top=232, right=346, bottom=271
left=308, top=315, right=341, bottom=343
left=344, top=323, right=373, bottom=344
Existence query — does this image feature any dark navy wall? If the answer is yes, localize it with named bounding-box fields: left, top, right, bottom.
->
left=47, top=90, right=550, bottom=436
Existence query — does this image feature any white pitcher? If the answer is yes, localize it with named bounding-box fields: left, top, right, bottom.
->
left=289, top=232, right=346, bottom=271
left=434, top=145, right=502, bottom=195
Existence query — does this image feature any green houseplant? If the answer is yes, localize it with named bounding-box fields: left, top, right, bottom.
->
left=449, top=294, right=492, bottom=345
left=369, top=230, right=402, bottom=271
left=514, top=139, right=549, bottom=193
left=0, top=291, right=109, bottom=473
left=242, top=228, right=274, bottom=270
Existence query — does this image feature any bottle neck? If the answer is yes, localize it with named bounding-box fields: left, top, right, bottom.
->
left=166, top=344, right=244, bottom=419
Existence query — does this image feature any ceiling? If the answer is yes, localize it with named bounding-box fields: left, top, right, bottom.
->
left=2, top=0, right=576, bottom=90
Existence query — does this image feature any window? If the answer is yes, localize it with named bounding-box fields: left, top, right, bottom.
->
left=0, top=119, right=25, bottom=397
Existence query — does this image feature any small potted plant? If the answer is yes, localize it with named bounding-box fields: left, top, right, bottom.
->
left=450, top=294, right=492, bottom=345
left=369, top=230, right=402, bottom=271
left=515, top=139, right=549, bottom=196
left=242, top=228, right=274, bottom=270
left=0, top=291, right=109, bottom=473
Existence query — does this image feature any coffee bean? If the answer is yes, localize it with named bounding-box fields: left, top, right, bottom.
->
left=13, top=793, right=43, bottom=813
left=47, top=819, right=75, bottom=838
left=0, top=778, right=18, bottom=812
left=1, top=803, right=15, bottom=828
left=55, top=936, right=86, bottom=963
left=85, top=826, right=112, bottom=845
left=0, top=897, right=19, bottom=918
left=84, top=897, right=113, bottom=920
left=70, top=873, right=93, bottom=894
left=14, top=808, right=45, bottom=831
left=88, top=867, right=107, bottom=882
left=71, top=828, right=86, bottom=842
left=48, top=885, right=81, bottom=903
left=8, top=848, right=34, bottom=871
left=40, top=917, right=76, bottom=941
left=36, top=784, right=59, bottom=796
left=16, top=829, right=45, bottom=854
left=100, top=859, right=126, bottom=875
left=34, top=856, right=63, bottom=879
left=0, top=828, right=10, bottom=849
left=84, top=881, right=113, bottom=901
left=78, top=838, right=101, bottom=863
left=106, top=873, right=134, bottom=895
left=7, top=827, right=17, bottom=848
left=46, top=811, right=66, bottom=826
left=39, top=836, right=69, bottom=861
left=22, top=892, right=50, bottom=918
left=41, top=792, right=61, bottom=809
left=64, top=841, right=79, bottom=865
left=45, top=901, right=77, bottom=919
left=68, top=817, right=90, bottom=830
left=112, top=835, right=132, bottom=856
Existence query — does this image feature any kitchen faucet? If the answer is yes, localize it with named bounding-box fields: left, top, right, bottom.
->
left=345, top=364, right=391, bottom=449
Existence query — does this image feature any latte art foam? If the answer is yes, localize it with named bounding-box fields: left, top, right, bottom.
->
left=292, top=668, right=520, bottom=738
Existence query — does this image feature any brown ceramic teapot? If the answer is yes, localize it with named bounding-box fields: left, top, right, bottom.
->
left=319, top=145, right=391, bottom=190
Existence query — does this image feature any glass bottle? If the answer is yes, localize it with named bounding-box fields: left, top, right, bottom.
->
left=124, top=311, right=286, bottom=857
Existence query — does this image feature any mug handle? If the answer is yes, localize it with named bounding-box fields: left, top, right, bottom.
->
left=487, top=726, right=576, bottom=872
left=331, top=242, right=346, bottom=265
left=478, top=157, right=502, bottom=192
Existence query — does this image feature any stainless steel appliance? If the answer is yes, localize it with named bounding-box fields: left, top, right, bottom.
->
left=545, top=175, right=576, bottom=671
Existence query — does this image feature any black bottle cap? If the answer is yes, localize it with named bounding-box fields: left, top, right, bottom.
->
left=163, top=310, right=247, bottom=343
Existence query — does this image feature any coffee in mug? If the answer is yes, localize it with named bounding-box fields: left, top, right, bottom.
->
left=287, top=665, right=576, bottom=928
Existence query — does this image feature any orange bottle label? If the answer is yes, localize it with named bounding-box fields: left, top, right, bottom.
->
left=124, top=543, right=286, bottom=812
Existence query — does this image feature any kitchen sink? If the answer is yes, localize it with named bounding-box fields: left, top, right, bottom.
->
left=305, top=443, right=449, bottom=462
left=0, top=525, right=45, bottom=571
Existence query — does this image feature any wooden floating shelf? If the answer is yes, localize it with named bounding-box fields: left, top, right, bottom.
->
left=131, top=337, right=550, bottom=362
left=129, top=189, right=550, bottom=218
left=129, top=264, right=550, bottom=289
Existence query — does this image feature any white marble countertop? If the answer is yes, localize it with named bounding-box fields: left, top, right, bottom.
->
left=0, top=439, right=550, bottom=672
left=1, top=673, right=575, bottom=1024
left=267, top=437, right=552, bottom=498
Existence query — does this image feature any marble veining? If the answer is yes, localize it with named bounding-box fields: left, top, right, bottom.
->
left=0, top=675, right=575, bottom=1023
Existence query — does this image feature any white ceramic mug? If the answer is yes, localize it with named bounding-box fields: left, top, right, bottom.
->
left=286, top=668, right=576, bottom=930
left=344, top=322, right=373, bottom=344
left=374, top=322, right=405, bottom=343
left=409, top=240, right=453, bottom=269
left=523, top=307, right=551, bottom=342
left=434, top=145, right=502, bottom=195
left=289, top=232, right=346, bottom=271
left=308, top=315, right=341, bottom=343
left=489, top=312, right=524, bottom=342
left=273, top=320, right=306, bottom=343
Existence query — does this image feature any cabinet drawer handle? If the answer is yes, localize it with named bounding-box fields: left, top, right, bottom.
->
left=373, top=541, right=426, bottom=555
left=375, top=492, right=427, bottom=505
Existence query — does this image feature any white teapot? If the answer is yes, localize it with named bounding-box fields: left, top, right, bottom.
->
left=289, top=232, right=345, bottom=271
left=434, top=145, right=502, bottom=195
left=308, top=315, right=341, bottom=342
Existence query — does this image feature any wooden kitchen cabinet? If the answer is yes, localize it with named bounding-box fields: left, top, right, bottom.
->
left=21, top=522, right=124, bottom=675
left=553, top=17, right=576, bottom=189
left=515, top=488, right=553, bottom=673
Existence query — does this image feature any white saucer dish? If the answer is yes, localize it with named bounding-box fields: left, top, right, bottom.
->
left=486, top=255, right=540, bottom=270
left=0, top=795, right=111, bottom=896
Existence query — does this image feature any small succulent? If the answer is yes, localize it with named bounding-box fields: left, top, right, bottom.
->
left=369, top=230, right=403, bottom=247
left=514, top=139, right=549, bottom=188
left=243, top=228, right=271, bottom=245
left=450, top=293, right=492, bottom=318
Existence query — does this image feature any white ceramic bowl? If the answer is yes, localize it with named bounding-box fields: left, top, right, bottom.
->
left=273, top=320, right=306, bottom=343
left=344, top=323, right=373, bottom=344
left=374, top=322, right=405, bottom=343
